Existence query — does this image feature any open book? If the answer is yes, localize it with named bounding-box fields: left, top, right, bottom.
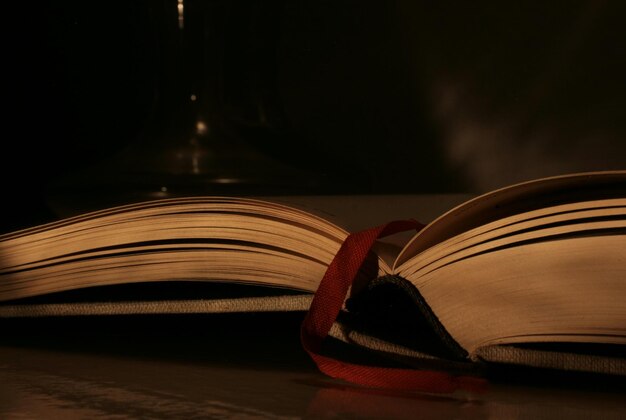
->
left=1, top=170, right=625, bottom=385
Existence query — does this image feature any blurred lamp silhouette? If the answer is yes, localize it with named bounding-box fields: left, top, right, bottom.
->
left=47, top=0, right=359, bottom=216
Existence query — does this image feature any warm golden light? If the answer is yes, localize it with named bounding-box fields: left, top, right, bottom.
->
left=177, top=0, right=184, bottom=29
left=196, top=120, right=208, bottom=136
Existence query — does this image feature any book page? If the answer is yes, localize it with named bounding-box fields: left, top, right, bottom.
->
left=394, top=170, right=626, bottom=268
left=411, top=234, right=626, bottom=354
left=397, top=198, right=626, bottom=278
left=0, top=197, right=348, bottom=301
left=0, top=195, right=469, bottom=303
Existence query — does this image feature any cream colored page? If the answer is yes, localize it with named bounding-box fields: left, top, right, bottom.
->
left=394, top=170, right=626, bottom=269
left=0, top=197, right=348, bottom=301
left=412, top=235, right=626, bottom=353
left=397, top=199, right=626, bottom=278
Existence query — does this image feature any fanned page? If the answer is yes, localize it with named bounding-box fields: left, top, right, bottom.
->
left=395, top=170, right=626, bottom=267
left=0, top=197, right=349, bottom=302
left=392, top=170, right=626, bottom=356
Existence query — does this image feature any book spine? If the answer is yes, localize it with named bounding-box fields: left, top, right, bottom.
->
left=345, top=274, right=469, bottom=361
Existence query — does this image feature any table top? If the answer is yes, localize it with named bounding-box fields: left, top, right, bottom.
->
left=1, top=312, right=625, bottom=419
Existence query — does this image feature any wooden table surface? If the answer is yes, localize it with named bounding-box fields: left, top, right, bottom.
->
left=1, top=312, right=625, bottom=420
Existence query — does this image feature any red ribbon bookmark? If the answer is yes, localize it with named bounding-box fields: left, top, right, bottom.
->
left=301, top=220, right=487, bottom=394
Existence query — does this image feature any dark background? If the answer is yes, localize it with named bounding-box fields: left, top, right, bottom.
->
left=2, top=0, right=626, bottom=232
